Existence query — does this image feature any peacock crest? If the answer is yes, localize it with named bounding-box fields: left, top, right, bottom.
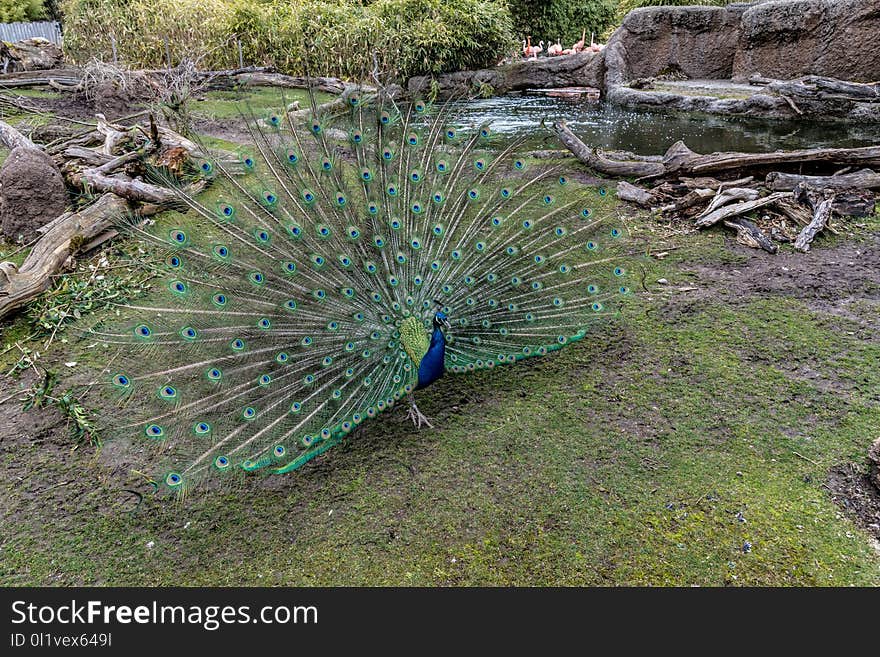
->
left=80, top=85, right=639, bottom=496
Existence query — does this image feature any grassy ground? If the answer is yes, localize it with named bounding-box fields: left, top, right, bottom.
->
left=1, top=88, right=879, bottom=586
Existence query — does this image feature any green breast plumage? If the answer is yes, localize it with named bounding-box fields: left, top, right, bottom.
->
left=399, top=316, right=430, bottom=370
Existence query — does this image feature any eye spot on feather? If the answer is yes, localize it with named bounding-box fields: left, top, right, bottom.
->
left=112, top=373, right=130, bottom=388
left=170, top=280, right=187, bottom=295
left=213, top=245, right=229, bottom=259
left=287, top=151, right=299, bottom=165
left=145, top=424, right=164, bottom=439
left=258, top=374, right=271, bottom=386
left=242, top=406, right=257, bottom=420
left=581, top=208, right=592, bottom=219
left=134, top=324, right=152, bottom=338
left=194, top=421, right=211, bottom=435
left=206, top=368, right=222, bottom=381
left=301, top=336, right=313, bottom=347
left=586, top=241, right=598, bottom=251
left=169, top=229, right=187, bottom=245
left=290, top=402, right=302, bottom=414
left=436, top=160, right=448, bottom=173
left=231, top=338, right=245, bottom=351
left=166, top=255, right=182, bottom=269
left=613, top=266, right=626, bottom=277
left=165, top=473, right=182, bottom=488
left=598, top=186, right=607, bottom=196
left=611, top=228, right=622, bottom=238
left=211, top=293, right=228, bottom=308
left=274, top=445, right=286, bottom=458
left=276, top=352, right=289, bottom=364
left=214, top=456, right=230, bottom=469
left=592, top=302, right=604, bottom=312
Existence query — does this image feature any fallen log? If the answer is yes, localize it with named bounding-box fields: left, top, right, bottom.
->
left=694, top=192, right=791, bottom=228
left=0, top=38, right=63, bottom=73
left=73, top=170, right=179, bottom=205
left=766, top=168, right=880, bottom=191
left=669, top=145, right=880, bottom=177
left=698, top=187, right=760, bottom=217
left=616, top=181, right=654, bottom=206
left=0, top=194, right=128, bottom=320
left=553, top=121, right=665, bottom=177
left=724, top=217, right=778, bottom=254
left=0, top=67, right=80, bottom=88
left=0, top=119, right=36, bottom=150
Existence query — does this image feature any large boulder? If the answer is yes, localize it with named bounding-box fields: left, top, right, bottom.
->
left=603, top=5, right=748, bottom=87
left=408, top=51, right=604, bottom=99
left=733, top=0, right=880, bottom=82
left=0, top=146, right=69, bottom=244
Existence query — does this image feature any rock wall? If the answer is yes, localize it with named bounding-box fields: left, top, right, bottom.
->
left=733, top=0, right=880, bottom=82
left=605, top=0, right=880, bottom=88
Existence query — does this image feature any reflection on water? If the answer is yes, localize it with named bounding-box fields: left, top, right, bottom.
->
left=447, top=93, right=880, bottom=154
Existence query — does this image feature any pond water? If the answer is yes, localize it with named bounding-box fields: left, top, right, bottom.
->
left=450, top=93, right=880, bottom=154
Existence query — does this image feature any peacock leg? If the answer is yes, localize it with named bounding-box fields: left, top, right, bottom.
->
left=407, top=397, right=434, bottom=429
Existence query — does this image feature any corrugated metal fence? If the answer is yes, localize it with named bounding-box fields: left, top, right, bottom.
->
left=0, top=21, right=62, bottom=45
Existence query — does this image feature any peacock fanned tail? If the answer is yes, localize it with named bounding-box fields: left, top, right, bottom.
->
left=82, top=86, right=640, bottom=495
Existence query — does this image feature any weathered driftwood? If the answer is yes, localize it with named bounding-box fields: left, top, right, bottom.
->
left=698, top=187, right=760, bottom=217
left=724, top=217, right=778, bottom=254
left=0, top=194, right=128, bottom=320
left=766, top=168, right=880, bottom=191
left=657, top=188, right=716, bottom=214
left=0, top=119, right=36, bottom=150
left=616, top=181, right=654, bottom=206
left=204, top=72, right=346, bottom=95
left=0, top=67, right=80, bottom=87
left=73, top=170, right=178, bottom=205
left=793, top=185, right=834, bottom=253
left=694, top=192, right=791, bottom=227
left=553, top=121, right=665, bottom=177
left=669, top=144, right=880, bottom=177
left=830, top=190, right=876, bottom=217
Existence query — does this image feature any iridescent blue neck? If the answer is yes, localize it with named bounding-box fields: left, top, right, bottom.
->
left=416, top=326, right=446, bottom=389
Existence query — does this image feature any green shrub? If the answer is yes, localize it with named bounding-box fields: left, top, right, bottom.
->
left=1, top=0, right=46, bottom=22
left=59, top=0, right=515, bottom=80
left=618, top=0, right=737, bottom=14
left=507, top=0, right=616, bottom=48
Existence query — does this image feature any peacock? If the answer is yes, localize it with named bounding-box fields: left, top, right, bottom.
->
left=79, top=85, right=640, bottom=496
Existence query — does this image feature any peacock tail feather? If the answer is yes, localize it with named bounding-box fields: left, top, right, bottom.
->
left=79, top=86, right=641, bottom=495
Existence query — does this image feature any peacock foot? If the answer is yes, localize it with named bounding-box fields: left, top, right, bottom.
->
left=407, top=399, right=434, bottom=429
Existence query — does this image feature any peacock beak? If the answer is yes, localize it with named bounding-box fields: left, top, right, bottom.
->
left=442, top=317, right=451, bottom=330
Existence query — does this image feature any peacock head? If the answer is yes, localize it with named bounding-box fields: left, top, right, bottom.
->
left=433, top=310, right=451, bottom=330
